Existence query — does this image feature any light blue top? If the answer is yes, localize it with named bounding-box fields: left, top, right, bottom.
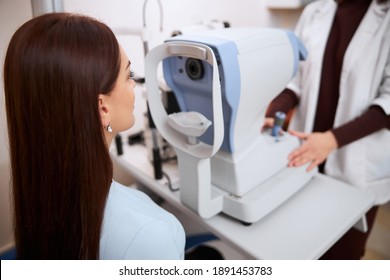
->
left=99, top=181, right=185, bottom=259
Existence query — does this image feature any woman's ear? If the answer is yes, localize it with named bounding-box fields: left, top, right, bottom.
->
left=98, top=94, right=110, bottom=129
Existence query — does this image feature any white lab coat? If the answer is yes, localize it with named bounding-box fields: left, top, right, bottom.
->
left=288, top=0, right=390, bottom=204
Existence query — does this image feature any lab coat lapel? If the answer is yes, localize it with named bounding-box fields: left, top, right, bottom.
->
left=342, top=1, right=389, bottom=81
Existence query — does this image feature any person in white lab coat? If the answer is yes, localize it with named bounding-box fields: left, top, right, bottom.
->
left=265, top=0, right=390, bottom=259
left=4, top=13, right=185, bottom=260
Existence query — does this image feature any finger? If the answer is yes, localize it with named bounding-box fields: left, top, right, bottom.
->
left=306, top=160, right=318, bottom=172
left=261, top=118, right=274, bottom=132
left=265, top=118, right=274, bottom=127
left=289, top=130, right=308, bottom=140
left=289, top=159, right=307, bottom=167
left=289, top=154, right=310, bottom=167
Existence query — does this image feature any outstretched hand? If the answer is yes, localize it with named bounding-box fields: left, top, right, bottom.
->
left=287, top=130, right=338, bottom=171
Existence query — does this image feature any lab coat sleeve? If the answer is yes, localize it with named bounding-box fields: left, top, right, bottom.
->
left=372, top=47, right=390, bottom=115
left=123, top=221, right=184, bottom=260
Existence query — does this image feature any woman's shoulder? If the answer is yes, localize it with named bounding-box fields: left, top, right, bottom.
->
left=106, top=181, right=179, bottom=224
left=100, top=181, right=185, bottom=259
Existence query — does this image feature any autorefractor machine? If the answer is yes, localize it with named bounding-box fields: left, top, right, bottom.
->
left=145, top=27, right=315, bottom=224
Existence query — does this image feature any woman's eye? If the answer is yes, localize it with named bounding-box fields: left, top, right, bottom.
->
left=129, top=70, right=135, bottom=79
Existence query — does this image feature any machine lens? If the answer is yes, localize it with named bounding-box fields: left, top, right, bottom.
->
left=185, top=58, right=204, bottom=80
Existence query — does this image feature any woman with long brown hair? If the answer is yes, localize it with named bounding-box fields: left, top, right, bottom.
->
left=4, top=13, right=185, bottom=260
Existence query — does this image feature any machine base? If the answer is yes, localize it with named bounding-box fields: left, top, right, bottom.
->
left=219, top=164, right=315, bottom=224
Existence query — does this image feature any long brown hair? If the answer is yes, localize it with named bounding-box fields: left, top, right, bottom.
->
left=4, top=13, right=120, bottom=259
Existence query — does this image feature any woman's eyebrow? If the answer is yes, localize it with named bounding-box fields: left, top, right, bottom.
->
left=126, top=60, right=131, bottom=70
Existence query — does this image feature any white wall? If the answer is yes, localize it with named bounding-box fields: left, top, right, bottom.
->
left=0, top=0, right=302, bottom=253
left=64, top=0, right=302, bottom=77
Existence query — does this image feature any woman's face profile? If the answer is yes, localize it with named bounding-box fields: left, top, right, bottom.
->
left=106, top=46, right=136, bottom=132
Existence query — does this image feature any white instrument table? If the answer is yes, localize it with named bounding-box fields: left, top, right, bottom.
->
left=111, top=143, right=374, bottom=259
